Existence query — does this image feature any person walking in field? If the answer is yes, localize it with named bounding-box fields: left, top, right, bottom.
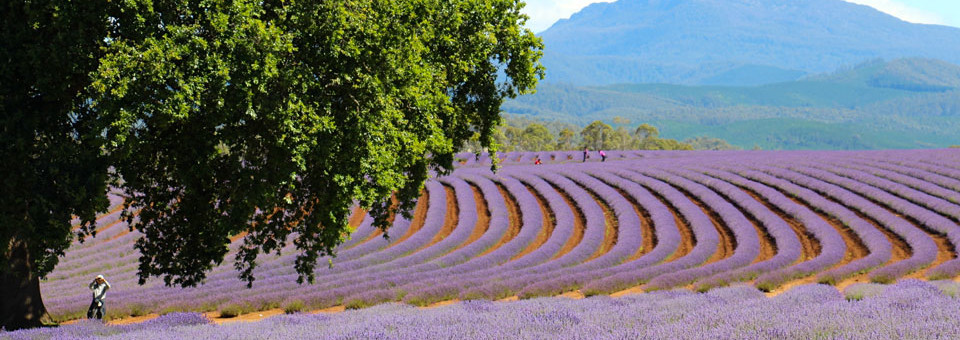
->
left=599, top=149, right=607, bottom=162
left=583, top=147, right=589, bottom=162
left=87, top=274, right=111, bottom=320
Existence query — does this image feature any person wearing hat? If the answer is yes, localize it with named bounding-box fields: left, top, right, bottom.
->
left=87, top=274, right=111, bottom=320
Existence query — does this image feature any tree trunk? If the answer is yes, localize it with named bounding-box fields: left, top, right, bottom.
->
left=0, top=239, right=53, bottom=331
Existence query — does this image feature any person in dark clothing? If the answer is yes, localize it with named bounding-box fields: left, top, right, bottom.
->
left=583, top=147, right=589, bottom=162
left=87, top=274, right=111, bottom=320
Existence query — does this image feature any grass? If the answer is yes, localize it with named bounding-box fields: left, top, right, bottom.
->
left=218, top=303, right=254, bottom=318
left=283, top=300, right=306, bottom=314
left=343, top=298, right=370, bottom=310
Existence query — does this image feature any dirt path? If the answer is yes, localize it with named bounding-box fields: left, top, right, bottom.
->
left=338, top=207, right=376, bottom=249
left=675, top=188, right=735, bottom=265
left=557, top=290, right=585, bottom=299
left=916, top=233, right=956, bottom=279
left=477, top=183, right=522, bottom=257
left=779, top=190, right=871, bottom=287
left=348, top=207, right=367, bottom=230
left=737, top=201, right=776, bottom=265
left=232, top=206, right=370, bottom=246
left=452, top=184, right=490, bottom=252
left=384, top=190, right=429, bottom=249
left=816, top=163, right=960, bottom=274
left=420, top=300, right=460, bottom=309
left=738, top=188, right=803, bottom=265
left=613, top=187, right=656, bottom=262
left=511, top=183, right=556, bottom=261
left=853, top=192, right=957, bottom=280
left=70, top=205, right=125, bottom=231
left=416, top=185, right=459, bottom=252
left=718, top=191, right=776, bottom=264
left=345, top=198, right=403, bottom=251
left=548, top=181, right=587, bottom=260
left=584, top=186, right=619, bottom=262
left=610, top=286, right=644, bottom=297
left=640, top=186, right=694, bottom=263
left=92, top=208, right=143, bottom=244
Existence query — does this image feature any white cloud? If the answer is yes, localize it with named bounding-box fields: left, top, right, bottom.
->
left=522, top=0, right=615, bottom=33
left=844, top=0, right=947, bottom=25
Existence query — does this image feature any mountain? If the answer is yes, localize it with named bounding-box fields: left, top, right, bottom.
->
left=538, top=0, right=960, bottom=86
left=505, top=58, right=960, bottom=149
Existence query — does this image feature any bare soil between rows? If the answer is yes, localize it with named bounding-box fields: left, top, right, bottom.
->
left=451, top=184, right=490, bottom=252
left=416, top=185, right=459, bottom=253
left=511, top=183, right=556, bottom=261
left=549, top=181, right=587, bottom=260
left=384, top=190, right=430, bottom=249
left=55, top=162, right=960, bottom=328
left=476, top=183, right=523, bottom=257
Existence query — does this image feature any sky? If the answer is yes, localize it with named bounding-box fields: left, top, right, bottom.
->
left=521, top=0, right=960, bottom=33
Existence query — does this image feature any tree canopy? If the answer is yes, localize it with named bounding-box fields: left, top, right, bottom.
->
left=1, top=0, right=542, bottom=329
left=485, top=116, right=708, bottom=152
left=518, top=123, right=554, bottom=151
left=580, top=120, right=613, bottom=150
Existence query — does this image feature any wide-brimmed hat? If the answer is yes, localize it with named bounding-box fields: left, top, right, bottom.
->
left=96, top=274, right=104, bottom=279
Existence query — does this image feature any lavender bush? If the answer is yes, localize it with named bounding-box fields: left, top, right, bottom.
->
left=10, top=281, right=960, bottom=339
left=33, top=149, right=960, bottom=322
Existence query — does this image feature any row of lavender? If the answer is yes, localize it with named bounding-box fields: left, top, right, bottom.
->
left=39, top=149, right=960, bottom=320
left=13, top=280, right=960, bottom=339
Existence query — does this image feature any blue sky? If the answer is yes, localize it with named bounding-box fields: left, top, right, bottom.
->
left=521, top=0, right=960, bottom=33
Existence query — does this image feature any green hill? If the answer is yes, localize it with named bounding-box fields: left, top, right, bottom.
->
left=506, top=58, right=960, bottom=150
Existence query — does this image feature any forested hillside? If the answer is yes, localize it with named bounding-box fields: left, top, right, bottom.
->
left=506, top=59, right=960, bottom=150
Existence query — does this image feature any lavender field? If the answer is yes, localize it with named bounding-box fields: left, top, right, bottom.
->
left=10, top=280, right=960, bottom=339
left=25, top=149, right=960, bottom=333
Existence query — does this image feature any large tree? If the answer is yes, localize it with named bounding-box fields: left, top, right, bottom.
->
left=1, top=0, right=114, bottom=329
left=1, top=0, right=542, bottom=330
left=580, top=120, right=613, bottom=150
left=518, top=123, right=554, bottom=151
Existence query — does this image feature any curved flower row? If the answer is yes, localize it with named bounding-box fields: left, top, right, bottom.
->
left=39, top=149, right=960, bottom=320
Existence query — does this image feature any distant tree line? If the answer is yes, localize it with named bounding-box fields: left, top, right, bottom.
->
left=462, top=116, right=739, bottom=152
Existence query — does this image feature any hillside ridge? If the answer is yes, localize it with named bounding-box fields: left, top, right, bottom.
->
left=539, top=0, right=960, bottom=86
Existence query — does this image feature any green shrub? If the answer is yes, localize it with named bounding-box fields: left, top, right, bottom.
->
left=403, top=295, right=430, bottom=307
left=580, top=287, right=604, bottom=297
left=344, top=298, right=368, bottom=310
left=159, top=306, right=185, bottom=315
left=219, top=303, right=251, bottom=318
left=127, top=303, right=149, bottom=317
left=816, top=276, right=838, bottom=286
left=283, top=300, right=306, bottom=314
left=754, top=283, right=774, bottom=293
left=54, top=310, right=87, bottom=323
left=870, top=274, right=896, bottom=284
left=257, top=300, right=280, bottom=312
